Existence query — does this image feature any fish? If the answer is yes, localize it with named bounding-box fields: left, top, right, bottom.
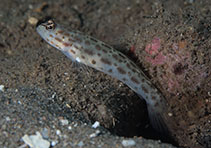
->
left=36, top=19, right=169, bottom=133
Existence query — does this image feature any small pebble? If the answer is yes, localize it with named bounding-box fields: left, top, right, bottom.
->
left=168, top=112, right=173, bottom=116
left=41, top=128, right=49, bottom=139
left=51, top=140, right=58, bottom=146
left=5, top=116, right=10, bottom=121
left=51, top=92, right=56, bottom=99
left=90, top=141, right=95, bottom=144
left=2, top=124, right=7, bottom=130
left=22, top=131, right=50, bottom=148
left=28, top=4, right=33, bottom=9
left=56, top=130, right=61, bottom=136
left=74, top=123, right=78, bottom=127
left=0, top=85, right=4, bottom=91
left=89, top=130, right=100, bottom=138
left=60, top=119, right=69, bottom=126
left=92, top=121, right=100, bottom=128
left=68, top=126, right=72, bottom=130
left=77, top=141, right=84, bottom=147
left=122, top=139, right=136, bottom=147
left=28, top=17, right=38, bottom=25
left=63, top=134, right=68, bottom=139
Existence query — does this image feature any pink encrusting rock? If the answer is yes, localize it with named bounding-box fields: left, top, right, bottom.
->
left=145, top=37, right=166, bottom=66
left=145, top=37, right=161, bottom=55
left=130, top=11, right=210, bottom=147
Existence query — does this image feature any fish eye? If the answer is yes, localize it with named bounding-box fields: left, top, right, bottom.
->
left=45, top=20, right=56, bottom=30
left=46, top=25, right=53, bottom=30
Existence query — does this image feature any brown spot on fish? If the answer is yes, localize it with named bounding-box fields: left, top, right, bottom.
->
left=101, top=58, right=111, bottom=65
left=63, top=42, right=71, bottom=47
left=50, top=41, right=55, bottom=45
left=109, top=50, right=113, bottom=54
left=122, top=78, right=127, bottom=81
left=70, top=49, right=76, bottom=54
left=95, top=44, right=101, bottom=50
left=55, top=44, right=60, bottom=48
left=68, top=38, right=75, bottom=42
left=85, top=40, right=91, bottom=45
left=131, top=76, right=140, bottom=84
left=108, top=69, right=112, bottom=73
left=64, top=33, right=70, bottom=36
left=118, top=59, right=123, bottom=63
left=81, top=55, right=85, bottom=59
left=75, top=36, right=82, bottom=42
left=62, top=36, right=65, bottom=39
left=84, top=49, right=94, bottom=56
left=141, top=85, right=149, bottom=93
left=117, top=67, right=126, bottom=74
left=46, top=38, right=49, bottom=42
left=49, top=34, right=53, bottom=38
left=151, top=96, right=156, bottom=100
left=91, top=59, right=96, bottom=64
left=126, top=63, right=131, bottom=69
left=112, top=54, right=118, bottom=60
left=55, top=37, right=62, bottom=42
left=100, top=67, right=103, bottom=71
left=73, top=45, right=80, bottom=50
left=57, top=30, right=64, bottom=34
left=102, top=49, right=108, bottom=53
left=154, top=102, right=159, bottom=107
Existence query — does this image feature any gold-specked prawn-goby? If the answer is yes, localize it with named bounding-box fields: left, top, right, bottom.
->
left=36, top=19, right=169, bottom=133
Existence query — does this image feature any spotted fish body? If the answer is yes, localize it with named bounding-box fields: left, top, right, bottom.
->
left=36, top=20, right=168, bottom=133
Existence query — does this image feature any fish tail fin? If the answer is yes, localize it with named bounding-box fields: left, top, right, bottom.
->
left=147, top=103, right=169, bottom=135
